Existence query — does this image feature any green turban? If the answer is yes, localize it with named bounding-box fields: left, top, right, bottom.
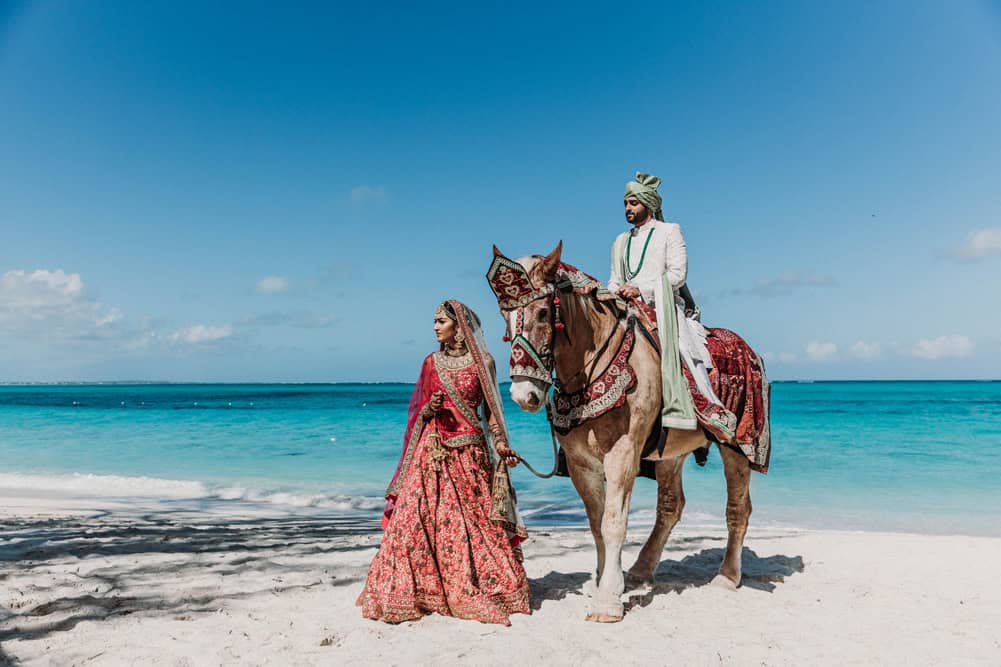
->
left=624, top=172, right=664, bottom=220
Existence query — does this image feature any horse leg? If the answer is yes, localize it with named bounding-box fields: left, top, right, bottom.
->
left=713, top=443, right=752, bottom=590
left=586, top=437, right=638, bottom=623
left=627, top=454, right=687, bottom=584
left=564, top=450, right=606, bottom=583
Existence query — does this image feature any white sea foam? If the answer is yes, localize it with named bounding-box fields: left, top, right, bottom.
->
left=0, top=472, right=384, bottom=513
left=0, top=472, right=211, bottom=499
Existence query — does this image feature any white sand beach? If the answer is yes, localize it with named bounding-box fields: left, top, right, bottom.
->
left=2, top=495, right=999, bottom=666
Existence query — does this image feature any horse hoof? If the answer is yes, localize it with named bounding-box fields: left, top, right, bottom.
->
left=710, top=574, right=739, bottom=591
left=585, top=612, right=624, bottom=623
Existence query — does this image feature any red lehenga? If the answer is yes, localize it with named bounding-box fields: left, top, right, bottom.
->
left=357, top=304, right=530, bottom=625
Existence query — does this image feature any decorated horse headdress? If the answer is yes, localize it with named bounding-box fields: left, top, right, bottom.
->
left=486, top=243, right=616, bottom=385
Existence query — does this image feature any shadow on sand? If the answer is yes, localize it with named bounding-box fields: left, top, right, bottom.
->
left=622, top=547, right=806, bottom=612
left=528, top=544, right=805, bottom=613
left=0, top=512, right=381, bottom=647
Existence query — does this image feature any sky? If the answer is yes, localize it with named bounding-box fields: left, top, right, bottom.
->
left=1, top=0, right=1000, bottom=382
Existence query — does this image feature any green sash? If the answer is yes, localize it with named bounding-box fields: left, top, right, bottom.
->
left=654, top=273, right=697, bottom=429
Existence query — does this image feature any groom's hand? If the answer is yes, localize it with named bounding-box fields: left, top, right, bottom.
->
left=617, top=285, right=641, bottom=300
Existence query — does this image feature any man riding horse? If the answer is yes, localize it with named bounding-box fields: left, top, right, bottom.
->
left=608, top=172, right=737, bottom=440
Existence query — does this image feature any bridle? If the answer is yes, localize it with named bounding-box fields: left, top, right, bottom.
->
left=500, top=281, right=563, bottom=388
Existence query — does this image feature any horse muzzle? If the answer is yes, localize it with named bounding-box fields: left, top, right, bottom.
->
left=510, top=377, right=548, bottom=413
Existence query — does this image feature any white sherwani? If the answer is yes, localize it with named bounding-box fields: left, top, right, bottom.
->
left=608, top=220, right=720, bottom=405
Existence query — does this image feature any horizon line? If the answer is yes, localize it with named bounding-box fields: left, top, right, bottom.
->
left=2, top=379, right=999, bottom=386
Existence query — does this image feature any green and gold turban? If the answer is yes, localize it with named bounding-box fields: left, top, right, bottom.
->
left=624, top=172, right=664, bottom=220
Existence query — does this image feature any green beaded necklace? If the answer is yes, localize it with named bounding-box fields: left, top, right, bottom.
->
left=625, top=226, right=655, bottom=280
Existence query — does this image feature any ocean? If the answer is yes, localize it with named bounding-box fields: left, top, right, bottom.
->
left=1, top=381, right=999, bottom=536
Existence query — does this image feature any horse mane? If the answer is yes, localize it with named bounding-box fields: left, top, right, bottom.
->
left=512, top=254, right=626, bottom=320
left=553, top=261, right=625, bottom=317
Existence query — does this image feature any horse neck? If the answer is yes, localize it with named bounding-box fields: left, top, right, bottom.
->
left=553, top=292, right=622, bottom=391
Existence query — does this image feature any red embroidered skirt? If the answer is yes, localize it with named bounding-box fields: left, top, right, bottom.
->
left=357, top=432, right=531, bottom=625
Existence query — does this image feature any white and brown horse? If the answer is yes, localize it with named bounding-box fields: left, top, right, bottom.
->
left=487, top=242, right=769, bottom=622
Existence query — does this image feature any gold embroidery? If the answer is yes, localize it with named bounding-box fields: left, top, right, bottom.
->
left=432, top=353, right=480, bottom=425
left=425, top=422, right=447, bottom=471
left=387, top=412, right=424, bottom=496
left=443, top=433, right=485, bottom=449
left=433, top=351, right=474, bottom=370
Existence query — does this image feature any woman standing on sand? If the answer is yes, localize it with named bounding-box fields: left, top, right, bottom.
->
left=356, top=300, right=531, bottom=625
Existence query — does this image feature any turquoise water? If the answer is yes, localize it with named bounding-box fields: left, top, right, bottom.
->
left=1, top=382, right=999, bottom=536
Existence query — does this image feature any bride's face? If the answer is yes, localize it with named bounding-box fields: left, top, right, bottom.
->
left=434, top=312, right=457, bottom=345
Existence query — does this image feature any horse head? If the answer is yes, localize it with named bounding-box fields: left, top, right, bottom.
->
left=486, top=242, right=563, bottom=413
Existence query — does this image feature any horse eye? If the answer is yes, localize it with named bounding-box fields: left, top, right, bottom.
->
left=537, top=308, right=549, bottom=321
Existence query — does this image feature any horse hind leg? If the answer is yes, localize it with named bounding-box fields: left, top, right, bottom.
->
left=712, top=443, right=752, bottom=590
left=627, top=454, right=687, bottom=584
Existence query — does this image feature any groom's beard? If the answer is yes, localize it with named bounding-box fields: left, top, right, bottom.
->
left=626, top=209, right=651, bottom=225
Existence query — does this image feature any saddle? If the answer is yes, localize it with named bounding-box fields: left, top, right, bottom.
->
left=626, top=295, right=771, bottom=476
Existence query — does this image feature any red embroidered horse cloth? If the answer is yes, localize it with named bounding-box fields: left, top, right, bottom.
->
left=632, top=300, right=771, bottom=474
left=688, top=328, right=771, bottom=473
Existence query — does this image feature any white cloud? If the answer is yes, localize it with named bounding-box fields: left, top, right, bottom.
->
left=806, top=340, right=838, bottom=362
left=912, top=335, right=974, bottom=360
left=0, top=269, right=124, bottom=339
left=727, top=272, right=837, bottom=298
left=257, top=275, right=289, bottom=294
left=848, top=340, right=882, bottom=360
left=762, top=351, right=799, bottom=363
left=350, top=185, right=387, bottom=204
left=951, top=228, right=1001, bottom=261
left=170, top=324, right=233, bottom=345
left=240, top=311, right=337, bottom=329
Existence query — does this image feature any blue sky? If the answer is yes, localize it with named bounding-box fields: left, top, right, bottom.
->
left=1, top=1, right=999, bottom=382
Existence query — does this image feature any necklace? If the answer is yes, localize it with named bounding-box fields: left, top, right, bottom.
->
left=625, top=226, right=655, bottom=280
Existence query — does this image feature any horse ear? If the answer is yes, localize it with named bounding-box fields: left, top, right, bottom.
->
left=540, top=240, right=563, bottom=280
left=492, top=244, right=505, bottom=258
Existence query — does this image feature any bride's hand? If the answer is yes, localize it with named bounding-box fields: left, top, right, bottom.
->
left=422, top=391, right=445, bottom=418
left=495, top=440, right=519, bottom=467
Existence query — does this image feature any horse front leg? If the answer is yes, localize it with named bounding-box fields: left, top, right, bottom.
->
left=713, top=443, right=752, bottom=590
left=564, top=449, right=606, bottom=583
left=586, top=436, right=639, bottom=623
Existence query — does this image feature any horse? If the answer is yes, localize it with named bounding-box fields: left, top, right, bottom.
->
left=486, top=242, right=770, bottom=623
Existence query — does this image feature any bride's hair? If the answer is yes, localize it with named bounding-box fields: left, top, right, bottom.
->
left=442, top=301, right=481, bottom=329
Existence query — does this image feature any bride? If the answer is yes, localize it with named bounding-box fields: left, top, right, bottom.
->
left=356, top=300, right=531, bottom=625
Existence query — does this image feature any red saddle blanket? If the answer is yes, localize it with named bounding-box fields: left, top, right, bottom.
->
left=633, top=300, right=771, bottom=473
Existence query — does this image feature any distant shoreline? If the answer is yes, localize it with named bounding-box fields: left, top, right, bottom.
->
left=2, top=379, right=999, bottom=387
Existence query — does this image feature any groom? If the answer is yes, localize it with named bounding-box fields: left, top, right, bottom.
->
left=607, top=172, right=733, bottom=439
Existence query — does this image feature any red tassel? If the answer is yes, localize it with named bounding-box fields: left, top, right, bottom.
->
left=554, top=323, right=565, bottom=331
left=502, top=335, right=511, bottom=342
left=552, top=297, right=560, bottom=305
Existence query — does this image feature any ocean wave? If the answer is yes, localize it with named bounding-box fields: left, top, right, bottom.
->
left=0, top=472, right=385, bottom=512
